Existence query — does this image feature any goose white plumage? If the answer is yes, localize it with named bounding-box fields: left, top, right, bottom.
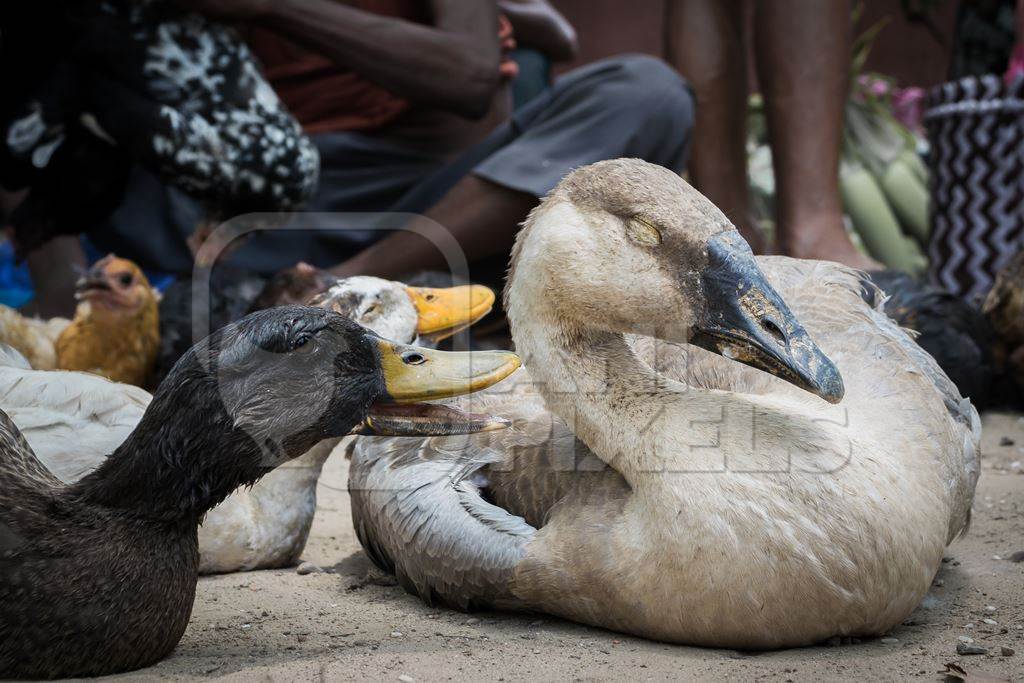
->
left=348, top=159, right=981, bottom=648
left=0, top=276, right=495, bottom=574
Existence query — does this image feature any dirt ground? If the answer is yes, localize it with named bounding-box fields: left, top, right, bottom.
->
left=115, top=413, right=1024, bottom=682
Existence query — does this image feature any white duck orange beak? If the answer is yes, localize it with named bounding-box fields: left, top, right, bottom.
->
left=405, top=285, right=496, bottom=343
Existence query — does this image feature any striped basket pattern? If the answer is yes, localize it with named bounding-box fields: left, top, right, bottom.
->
left=924, top=74, right=1024, bottom=302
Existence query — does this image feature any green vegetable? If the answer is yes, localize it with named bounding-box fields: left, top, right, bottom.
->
left=840, top=160, right=927, bottom=273
left=879, top=154, right=930, bottom=243
left=898, top=147, right=928, bottom=186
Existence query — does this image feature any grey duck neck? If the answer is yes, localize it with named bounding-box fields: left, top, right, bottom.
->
left=67, top=356, right=325, bottom=525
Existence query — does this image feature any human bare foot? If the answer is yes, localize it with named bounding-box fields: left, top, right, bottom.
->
left=778, top=216, right=881, bottom=271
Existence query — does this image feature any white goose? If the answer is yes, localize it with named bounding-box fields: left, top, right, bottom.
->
left=348, top=159, right=980, bottom=648
left=0, top=276, right=495, bottom=574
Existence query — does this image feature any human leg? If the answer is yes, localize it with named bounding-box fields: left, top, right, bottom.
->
left=666, top=0, right=766, bottom=252
left=755, top=0, right=876, bottom=269
left=332, top=55, right=697, bottom=278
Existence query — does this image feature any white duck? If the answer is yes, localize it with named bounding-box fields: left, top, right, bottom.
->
left=0, top=345, right=148, bottom=482
left=196, top=276, right=495, bottom=573
left=348, top=159, right=981, bottom=648
left=0, top=276, right=495, bottom=574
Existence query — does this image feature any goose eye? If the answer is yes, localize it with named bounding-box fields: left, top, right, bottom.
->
left=626, top=217, right=662, bottom=247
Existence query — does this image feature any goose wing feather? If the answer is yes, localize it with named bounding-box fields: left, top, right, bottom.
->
left=348, top=368, right=633, bottom=609
left=440, top=370, right=618, bottom=527
left=763, top=259, right=981, bottom=540
left=637, top=258, right=979, bottom=540
left=768, top=259, right=969, bottom=419
left=349, top=429, right=536, bottom=611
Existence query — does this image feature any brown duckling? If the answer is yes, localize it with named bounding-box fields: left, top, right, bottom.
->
left=56, top=255, right=160, bottom=387
left=0, top=305, right=519, bottom=679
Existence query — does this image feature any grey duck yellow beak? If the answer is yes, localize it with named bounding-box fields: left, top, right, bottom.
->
left=356, top=338, right=520, bottom=436
left=689, top=233, right=845, bottom=404
left=406, top=285, right=496, bottom=343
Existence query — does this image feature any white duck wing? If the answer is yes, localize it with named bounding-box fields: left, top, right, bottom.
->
left=0, top=345, right=31, bottom=370
left=0, top=363, right=150, bottom=484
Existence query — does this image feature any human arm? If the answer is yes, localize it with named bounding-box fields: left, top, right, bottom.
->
left=176, top=0, right=503, bottom=119
left=498, top=0, right=578, bottom=62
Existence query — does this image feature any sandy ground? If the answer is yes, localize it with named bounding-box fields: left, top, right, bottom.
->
left=111, top=413, right=1024, bottom=682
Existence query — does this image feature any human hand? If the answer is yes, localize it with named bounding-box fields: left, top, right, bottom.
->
left=496, top=0, right=577, bottom=63
left=250, top=262, right=337, bottom=311
left=498, top=14, right=519, bottom=81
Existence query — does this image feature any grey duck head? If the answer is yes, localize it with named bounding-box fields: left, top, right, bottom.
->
left=72, top=305, right=518, bottom=522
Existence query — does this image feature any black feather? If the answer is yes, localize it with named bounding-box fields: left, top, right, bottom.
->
left=868, top=270, right=997, bottom=407
left=0, top=307, right=384, bottom=678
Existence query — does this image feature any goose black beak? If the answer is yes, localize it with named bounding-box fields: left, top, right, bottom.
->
left=405, top=285, right=496, bottom=343
left=356, top=339, right=520, bottom=436
left=689, top=233, right=845, bottom=403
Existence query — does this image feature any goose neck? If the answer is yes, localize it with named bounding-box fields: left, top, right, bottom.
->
left=508, top=276, right=695, bottom=489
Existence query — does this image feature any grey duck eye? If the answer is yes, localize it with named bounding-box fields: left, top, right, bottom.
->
left=290, top=333, right=312, bottom=351
left=402, top=351, right=426, bottom=365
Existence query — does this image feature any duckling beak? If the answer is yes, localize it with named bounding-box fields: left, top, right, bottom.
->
left=689, top=233, right=845, bottom=403
left=74, top=271, right=113, bottom=299
left=406, top=285, right=496, bottom=343
left=360, top=339, right=520, bottom=436
left=75, top=256, right=117, bottom=299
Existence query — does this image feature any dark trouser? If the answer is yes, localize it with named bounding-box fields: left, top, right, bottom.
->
left=92, top=55, right=695, bottom=275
